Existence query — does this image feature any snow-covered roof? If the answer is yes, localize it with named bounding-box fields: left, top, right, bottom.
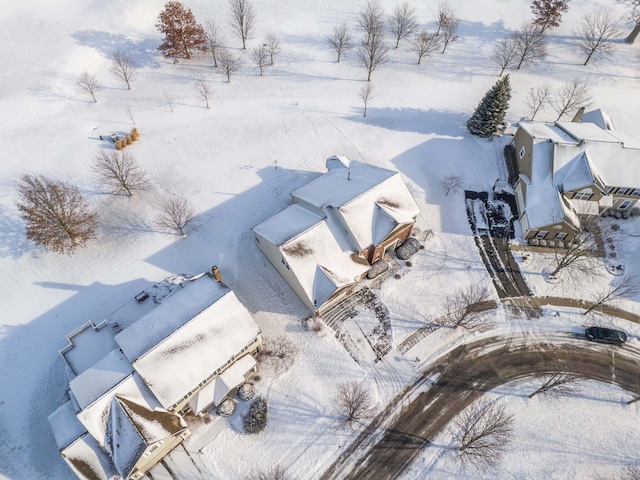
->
left=292, top=159, right=419, bottom=251
left=49, top=401, right=86, bottom=451
left=253, top=203, right=325, bottom=246
left=518, top=122, right=579, bottom=145
left=556, top=121, right=618, bottom=143
left=69, top=348, right=134, bottom=410
left=60, top=321, right=117, bottom=377
left=122, top=277, right=260, bottom=408
left=556, top=152, right=596, bottom=192
left=188, top=354, right=256, bottom=413
left=76, top=372, right=185, bottom=477
left=115, top=275, right=229, bottom=362
left=519, top=116, right=640, bottom=230
left=281, top=216, right=370, bottom=308
left=581, top=109, right=614, bottom=130
left=61, top=434, right=119, bottom=480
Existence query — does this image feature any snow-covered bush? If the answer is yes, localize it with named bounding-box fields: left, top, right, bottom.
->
left=217, top=398, right=236, bottom=417
left=243, top=396, right=268, bottom=433
left=238, top=382, right=255, bottom=401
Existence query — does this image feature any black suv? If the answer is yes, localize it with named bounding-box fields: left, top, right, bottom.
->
left=585, top=326, right=628, bottom=346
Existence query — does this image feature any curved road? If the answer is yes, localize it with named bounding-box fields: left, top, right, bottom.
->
left=320, top=332, right=640, bottom=480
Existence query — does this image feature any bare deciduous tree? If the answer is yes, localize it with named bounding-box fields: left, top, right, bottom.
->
left=77, top=72, right=101, bottom=103
left=547, top=227, right=599, bottom=279
left=195, top=76, right=213, bottom=108
left=584, top=274, right=640, bottom=315
left=334, top=381, right=375, bottom=424
left=247, top=465, right=292, bottom=480
left=435, top=2, right=454, bottom=36
left=156, top=1, right=207, bottom=61
left=328, top=24, right=354, bottom=63
left=440, top=15, right=460, bottom=53
left=617, top=0, right=640, bottom=43
left=250, top=46, right=268, bottom=76
left=264, top=335, right=298, bottom=374
left=453, top=400, right=514, bottom=468
left=94, top=150, right=149, bottom=196
left=155, top=197, right=197, bottom=236
left=526, top=83, right=552, bottom=121
left=359, top=0, right=385, bottom=46
left=529, top=371, right=583, bottom=398
left=16, top=175, right=98, bottom=254
left=411, top=30, right=440, bottom=65
left=204, top=20, right=225, bottom=67
left=359, top=82, right=374, bottom=117
left=264, top=33, right=281, bottom=65
left=218, top=49, right=242, bottom=82
left=228, top=0, right=256, bottom=50
left=573, top=9, right=624, bottom=65
left=529, top=359, right=584, bottom=398
left=531, top=0, right=571, bottom=33
left=440, top=285, right=491, bottom=329
left=551, top=78, right=593, bottom=120
left=388, top=1, right=418, bottom=48
left=514, top=22, right=547, bottom=69
left=109, top=50, right=137, bottom=90
left=440, top=174, right=465, bottom=196
left=492, top=36, right=519, bottom=76
left=359, top=30, right=388, bottom=82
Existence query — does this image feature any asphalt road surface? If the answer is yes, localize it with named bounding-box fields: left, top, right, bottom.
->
left=320, top=332, right=640, bottom=480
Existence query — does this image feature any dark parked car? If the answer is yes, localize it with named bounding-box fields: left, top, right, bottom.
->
left=585, top=326, right=627, bottom=345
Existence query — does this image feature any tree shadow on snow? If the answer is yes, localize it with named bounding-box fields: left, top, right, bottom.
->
left=71, top=30, right=161, bottom=68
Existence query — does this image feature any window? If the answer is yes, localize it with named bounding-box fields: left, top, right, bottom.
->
left=555, top=232, right=567, bottom=240
left=617, top=188, right=630, bottom=195
left=535, top=230, right=548, bottom=239
left=632, top=189, right=640, bottom=197
left=519, top=146, right=526, bottom=159
left=573, top=190, right=593, bottom=200
left=607, top=186, right=616, bottom=194
left=619, top=200, right=632, bottom=210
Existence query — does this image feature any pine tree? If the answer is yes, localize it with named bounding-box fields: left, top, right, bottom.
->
left=156, top=2, right=207, bottom=61
left=531, top=0, right=570, bottom=33
left=467, top=75, right=511, bottom=137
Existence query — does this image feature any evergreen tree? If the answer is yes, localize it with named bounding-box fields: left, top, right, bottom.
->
left=467, top=75, right=511, bottom=137
left=156, top=2, right=207, bottom=61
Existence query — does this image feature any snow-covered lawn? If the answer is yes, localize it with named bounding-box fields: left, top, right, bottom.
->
left=2, top=0, right=640, bottom=478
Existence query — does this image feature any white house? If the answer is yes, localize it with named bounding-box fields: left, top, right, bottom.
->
left=253, top=155, right=420, bottom=315
left=49, top=271, right=262, bottom=480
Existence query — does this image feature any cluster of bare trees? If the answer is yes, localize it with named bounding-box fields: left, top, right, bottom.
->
left=327, top=1, right=460, bottom=80
left=493, top=5, right=625, bottom=76
left=525, top=78, right=593, bottom=121
left=16, top=147, right=199, bottom=253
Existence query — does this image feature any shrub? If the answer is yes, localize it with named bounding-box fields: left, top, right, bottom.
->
left=405, top=261, right=412, bottom=267
left=115, top=140, right=124, bottom=150
left=243, top=396, right=268, bottom=434
left=131, top=127, right=139, bottom=140
left=125, top=135, right=132, bottom=145
left=394, top=273, right=401, bottom=279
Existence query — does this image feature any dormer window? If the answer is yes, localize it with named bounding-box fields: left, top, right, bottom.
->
left=616, top=188, right=630, bottom=195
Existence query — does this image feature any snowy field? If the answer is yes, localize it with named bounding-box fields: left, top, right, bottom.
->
left=1, top=0, right=640, bottom=479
